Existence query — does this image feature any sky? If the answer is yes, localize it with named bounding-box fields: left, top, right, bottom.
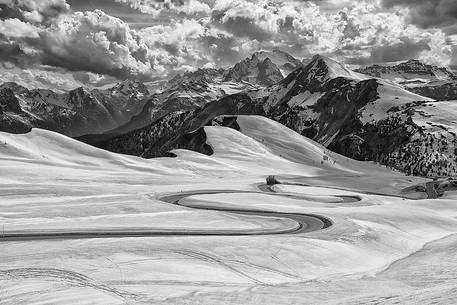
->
left=0, top=0, right=457, bottom=90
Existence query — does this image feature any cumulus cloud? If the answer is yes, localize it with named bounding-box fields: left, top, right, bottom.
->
left=114, top=0, right=211, bottom=16
left=38, top=10, right=154, bottom=80
left=0, top=17, right=39, bottom=38
left=0, top=62, right=86, bottom=91
left=0, top=0, right=70, bottom=24
left=0, top=3, right=157, bottom=81
left=211, top=0, right=281, bottom=41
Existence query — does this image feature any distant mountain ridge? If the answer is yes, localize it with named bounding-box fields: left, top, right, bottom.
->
left=0, top=80, right=149, bottom=136
left=1, top=50, right=302, bottom=137
left=355, top=60, right=457, bottom=101
left=355, top=59, right=457, bottom=87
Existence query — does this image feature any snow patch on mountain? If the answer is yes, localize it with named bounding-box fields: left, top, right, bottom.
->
left=360, top=82, right=433, bottom=124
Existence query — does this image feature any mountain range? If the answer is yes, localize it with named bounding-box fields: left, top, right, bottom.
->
left=2, top=50, right=457, bottom=177
left=0, top=80, right=149, bottom=136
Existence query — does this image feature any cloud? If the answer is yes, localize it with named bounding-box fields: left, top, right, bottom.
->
left=0, top=18, right=39, bottom=38
left=211, top=0, right=282, bottom=41
left=38, top=10, right=153, bottom=80
left=381, top=0, right=457, bottom=33
left=0, top=5, right=157, bottom=81
left=114, top=0, right=211, bottom=16
left=0, top=62, right=86, bottom=91
left=371, top=37, right=430, bottom=62
left=0, top=0, right=70, bottom=24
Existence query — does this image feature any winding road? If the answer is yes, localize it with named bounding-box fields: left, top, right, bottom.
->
left=0, top=186, right=347, bottom=242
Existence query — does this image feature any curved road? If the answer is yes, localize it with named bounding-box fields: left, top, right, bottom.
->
left=0, top=187, right=341, bottom=242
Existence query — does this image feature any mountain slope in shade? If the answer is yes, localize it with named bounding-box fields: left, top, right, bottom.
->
left=95, top=55, right=457, bottom=176
left=0, top=81, right=149, bottom=136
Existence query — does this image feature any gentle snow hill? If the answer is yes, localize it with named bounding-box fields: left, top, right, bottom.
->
left=0, top=128, right=152, bottom=168
left=213, top=115, right=421, bottom=195
left=233, top=115, right=374, bottom=173
left=0, top=115, right=422, bottom=195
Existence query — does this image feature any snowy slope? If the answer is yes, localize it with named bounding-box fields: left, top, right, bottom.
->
left=3, top=117, right=457, bottom=304
left=359, top=81, right=433, bottom=124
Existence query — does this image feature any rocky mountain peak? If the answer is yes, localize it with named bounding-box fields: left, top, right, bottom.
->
left=254, top=50, right=302, bottom=70
left=294, top=54, right=367, bottom=85
left=66, top=87, right=99, bottom=110
left=256, top=57, right=284, bottom=86
left=110, top=79, right=149, bottom=97
left=224, top=53, right=284, bottom=86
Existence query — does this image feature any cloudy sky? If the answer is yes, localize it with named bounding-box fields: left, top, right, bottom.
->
left=0, top=0, right=456, bottom=90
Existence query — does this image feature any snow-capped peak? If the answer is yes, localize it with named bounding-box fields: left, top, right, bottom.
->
left=306, top=55, right=368, bottom=82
